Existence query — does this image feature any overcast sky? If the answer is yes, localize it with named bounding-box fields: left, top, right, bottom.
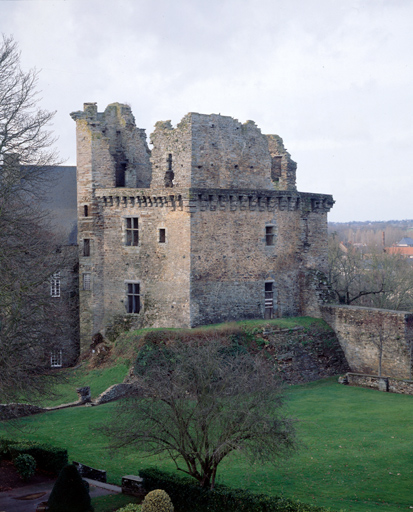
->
left=2, top=0, right=412, bottom=222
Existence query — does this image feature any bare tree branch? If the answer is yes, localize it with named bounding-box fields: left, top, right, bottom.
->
left=0, top=35, right=74, bottom=408
left=100, top=339, right=297, bottom=489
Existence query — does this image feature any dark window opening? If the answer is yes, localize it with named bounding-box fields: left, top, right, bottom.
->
left=159, top=228, right=166, bottom=243
left=271, top=155, right=282, bottom=181
left=265, top=281, right=274, bottom=319
left=126, top=217, right=139, bottom=246
left=84, top=205, right=89, bottom=217
left=127, top=283, right=140, bottom=314
left=266, top=226, right=275, bottom=246
left=116, top=162, right=126, bottom=187
left=83, top=239, right=90, bottom=257
left=164, top=153, right=174, bottom=188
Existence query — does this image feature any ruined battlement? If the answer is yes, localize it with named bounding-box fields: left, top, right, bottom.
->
left=71, top=103, right=297, bottom=195
left=150, top=113, right=285, bottom=190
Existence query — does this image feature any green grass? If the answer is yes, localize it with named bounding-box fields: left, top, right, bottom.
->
left=41, top=317, right=327, bottom=409
left=2, top=379, right=412, bottom=512
left=43, top=362, right=130, bottom=407
left=92, top=493, right=140, bottom=512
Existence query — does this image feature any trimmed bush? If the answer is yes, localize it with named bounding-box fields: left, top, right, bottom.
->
left=1, top=438, right=68, bottom=474
left=0, top=438, right=18, bottom=460
left=142, top=490, right=173, bottom=512
left=14, top=453, right=36, bottom=481
left=48, top=464, right=93, bottom=512
left=116, top=505, right=141, bottom=512
left=139, top=468, right=334, bottom=512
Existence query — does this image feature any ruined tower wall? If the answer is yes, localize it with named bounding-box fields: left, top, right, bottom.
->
left=71, top=102, right=334, bottom=351
left=189, top=191, right=333, bottom=326
left=150, top=113, right=275, bottom=191
left=266, top=134, right=297, bottom=191
left=71, top=103, right=153, bottom=349
left=91, top=190, right=192, bottom=337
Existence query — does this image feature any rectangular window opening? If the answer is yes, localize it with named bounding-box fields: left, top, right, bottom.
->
left=125, top=217, right=139, bottom=246
left=266, top=226, right=275, bottom=246
left=83, top=273, right=91, bottom=291
left=265, top=281, right=274, bottom=319
left=50, top=350, right=63, bottom=368
left=127, top=283, right=140, bottom=314
left=159, top=228, right=166, bottom=243
left=50, top=272, right=61, bottom=297
left=83, top=239, right=90, bottom=257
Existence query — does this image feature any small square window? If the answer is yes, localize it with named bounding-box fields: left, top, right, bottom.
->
left=127, top=282, right=140, bottom=313
left=51, top=272, right=61, bottom=297
left=265, top=226, right=275, bottom=246
left=126, top=217, right=139, bottom=246
left=159, top=228, right=166, bottom=243
left=83, top=273, right=91, bottom=291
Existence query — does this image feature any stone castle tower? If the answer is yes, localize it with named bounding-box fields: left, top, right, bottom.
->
left=71, top=103, right=333, bottom=352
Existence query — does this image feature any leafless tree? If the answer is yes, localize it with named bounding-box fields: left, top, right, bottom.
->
left=328, top=234, right=413, bottom=310
left=101, top=340, right=297, bottom=490
left=363, top=313, right=400, bottom=378
left=0, top=35, right=75, bottom=407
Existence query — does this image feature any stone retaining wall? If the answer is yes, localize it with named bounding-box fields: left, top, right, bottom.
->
left=321, top=305, right=413, bottom=379
left=0, top=403, right=46, bottom=420
left=344, top=372, right=413, bottom=395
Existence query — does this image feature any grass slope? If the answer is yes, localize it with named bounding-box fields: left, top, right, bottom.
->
left=2, top=379, right=411, bottom=512
left=43, top=363, right=130, bottom=407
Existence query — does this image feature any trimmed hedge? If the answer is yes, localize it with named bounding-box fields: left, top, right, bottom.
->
left=0, top=438, right=68, bottom=474
left=139, top=468, right=337, bottom=512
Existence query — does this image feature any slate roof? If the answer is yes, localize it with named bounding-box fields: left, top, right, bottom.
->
left=396, top=237, right=413, bottom=246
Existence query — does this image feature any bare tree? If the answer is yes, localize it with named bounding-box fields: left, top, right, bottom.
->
left=328, top=234, right=413, bottom=310
left=0, top=35, right=74, bottom=407
left=101, top=340, right=297, bottom=490
left=363, top=313, right=400, bottom=378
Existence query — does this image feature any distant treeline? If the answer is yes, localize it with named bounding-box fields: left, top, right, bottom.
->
left=328, top=220, right=413, bottom=247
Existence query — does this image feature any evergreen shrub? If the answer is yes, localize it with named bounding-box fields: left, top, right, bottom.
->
left=139, top=468, right=334, bottom=512
left=14, top=453, right=36, bottom=480
left=142, top=489, right=173, bottom=512
left=48, top=464, right=93, bottom=512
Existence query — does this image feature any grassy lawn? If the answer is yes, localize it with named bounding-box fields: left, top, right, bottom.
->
left=42, top=362, right=130, bottom=407
left=91, top=494, right=140, bottom=512
left=1, top=378, right=412, bottom=512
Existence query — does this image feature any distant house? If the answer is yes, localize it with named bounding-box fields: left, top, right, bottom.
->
left=385, top=237, right=413, bottom=258
left=386, top=246, right=413, bottom=258
left=395, top=237, right=413, bottom=247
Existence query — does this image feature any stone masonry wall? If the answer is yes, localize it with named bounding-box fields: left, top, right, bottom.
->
left=92, top=189, right=191, bottom=337
left=321, top=305, right=413, bottom=379
left=190, top=191, right=303, bottom=324
left=151, top=113, right=274, bottom=190
left=266, top=134, right=297, bottom=190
